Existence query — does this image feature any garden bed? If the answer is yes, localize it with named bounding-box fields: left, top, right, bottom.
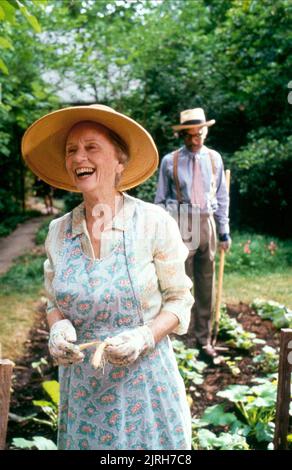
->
left=6, top=302, right=281, bottom=450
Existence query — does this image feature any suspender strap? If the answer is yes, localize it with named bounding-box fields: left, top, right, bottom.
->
left=173, top=150, right=183, bottom=204
left=206, top=147, right=217, bottom=200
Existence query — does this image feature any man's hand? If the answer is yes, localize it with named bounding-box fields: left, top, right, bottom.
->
left=49, top=319, right=84, bottom=365
left=219, top=233, right=232, bottom=252
left=105, top=325, right=155, bottom=366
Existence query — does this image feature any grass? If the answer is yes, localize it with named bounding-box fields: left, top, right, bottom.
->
left=223, top=269, right=292, bottom=310
left=216, top=231, right=292, bottom=309
left=0, top=215, right=48, bottom=361
left=0, top=251, right=46, bottom=360
left=0, top=294, right=42, bottom=361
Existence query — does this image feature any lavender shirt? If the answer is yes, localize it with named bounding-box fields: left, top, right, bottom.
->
left=154, top=145, right=230, bottom=235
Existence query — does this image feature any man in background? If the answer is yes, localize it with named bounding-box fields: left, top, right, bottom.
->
left=155, top=108, right=231, bottom=363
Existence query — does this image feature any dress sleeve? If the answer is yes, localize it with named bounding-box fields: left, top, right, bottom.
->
left=153, top=211, right=194, bottom=335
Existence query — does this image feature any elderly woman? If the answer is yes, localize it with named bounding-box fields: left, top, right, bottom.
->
left=22, top=104, right=194, bottom=450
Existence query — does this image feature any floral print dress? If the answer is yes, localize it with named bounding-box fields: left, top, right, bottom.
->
left=50, top=205, right=192, bottom=450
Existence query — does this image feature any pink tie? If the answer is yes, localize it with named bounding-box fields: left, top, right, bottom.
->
left=191, top=157, right=205, bottom=208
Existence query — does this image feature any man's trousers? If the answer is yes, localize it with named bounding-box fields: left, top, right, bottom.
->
left=185, top=214, right=217, bottom=346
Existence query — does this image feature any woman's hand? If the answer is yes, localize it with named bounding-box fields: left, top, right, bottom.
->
left=49, top=319, right=84, bottom=365
left=105, top=325, right=155, bottom=366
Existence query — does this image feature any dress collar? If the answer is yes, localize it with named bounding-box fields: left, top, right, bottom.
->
left=71, top=192, right=136, bottom=237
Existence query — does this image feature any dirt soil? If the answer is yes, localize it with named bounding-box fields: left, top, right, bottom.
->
left=5, top=302, right=280, bottom=449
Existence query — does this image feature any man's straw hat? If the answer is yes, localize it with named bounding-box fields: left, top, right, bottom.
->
left=21, top=104, right=159, bottom=192
left=172, top=108, right=215, bottom=131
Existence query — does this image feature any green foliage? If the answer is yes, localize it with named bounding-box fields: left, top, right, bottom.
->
left=0, top=210, right=41, bottom=238
left=11, top=436, right=57, bottom=450
left=0, top=0, right=42, bottom=74
left=131, top=173, right=158, bottom=203
left=251, top=299, right=292, bottom=329
left=229, top=136, right=292, bottom=236
left=63, top=192, right=83, bottom=213
left=252, top=345, right=279, bottom=374
left=223, top=231, right=292, bottom=275
left=216, top=378, right=277, bottom=444
left=218, top=306, right=256, bottom=350
left=172, top=339, right=206, bottom=388
left=0, top=253, right=45, bottom=295
left=35, top=217, right=54, bottom=245
left=32, top=380, right=59, bottom=431
left=196, top=428, right=249, bottom=450
left=194, top=377, right=278, bottom=449
left=31, top=357, right=49, bottom=377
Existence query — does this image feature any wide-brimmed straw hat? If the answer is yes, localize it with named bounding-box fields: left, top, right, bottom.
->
left=172, top=108, right=215, bottom=131
left=21, top=104, right=159, bottom=192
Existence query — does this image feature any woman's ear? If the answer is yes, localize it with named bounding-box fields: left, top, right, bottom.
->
left=116, top=162, right=124, bottom=175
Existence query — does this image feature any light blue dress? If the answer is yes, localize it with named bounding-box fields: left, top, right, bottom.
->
left=52, top=211, right=192, bottom=450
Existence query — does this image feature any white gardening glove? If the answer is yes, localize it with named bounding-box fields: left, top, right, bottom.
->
left=105, top=325, right=155, bottom=366
left=49, top=319, right=84, bottom=365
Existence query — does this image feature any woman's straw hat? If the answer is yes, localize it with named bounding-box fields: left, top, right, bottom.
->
left=21, top=104, right=159, bottom=192
left=172, top=108, right=215, bottom=131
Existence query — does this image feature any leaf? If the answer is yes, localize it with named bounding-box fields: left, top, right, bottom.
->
left=12, top=436, right=57, bottom=450
left=42, top=380, right=60, bottom=405
left=201, top=404, right=238, bottom=426
left=33, top=399, right=53, bottom=408
left=18, top=5, right=41, bottom=33
left=0, top=6, right=5, bottom=21
left=0, top=36, right=14, bottom=49
left=217, top=384, right=250, bottom=402
left=197, top=429, right=218, bottom=449
left=12, top=437, right=35, bottom=449
left=32, top=436, right=57, bottom=450
left=0, top=57, right=8, bottom=74
left=1, top=1, right=16, bottom=23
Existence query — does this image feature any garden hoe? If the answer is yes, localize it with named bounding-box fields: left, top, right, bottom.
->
left=212, top=169, right=231, bottom=350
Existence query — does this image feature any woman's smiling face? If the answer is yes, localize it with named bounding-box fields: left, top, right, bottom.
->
left=65, top=121, right=125, bottom=194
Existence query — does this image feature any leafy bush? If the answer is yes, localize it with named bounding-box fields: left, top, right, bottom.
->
left=0, top=210, right=42, bottom=238
left=229, top=135, right=292, bottom=237
left=130, top=173, right=158, bottom=203
left=0, top=253, right=45, bottom=295
left=223, top=231, right=292, bottom=275
left=63, top=192, right=83, bottom=213
left=35, top=217, right=54, bottom=245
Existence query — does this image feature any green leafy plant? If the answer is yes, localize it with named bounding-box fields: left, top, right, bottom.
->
left=172, top=339, right=206, bottom=388
left=31, top=357, right=49, bottom=377
left=197, top=428, right=249, bottom=450
left=216, top=378, right=277, bottom=444
left=218, top=306, right=256, bottom=350
left=252, top=345, right=279, bottom=374
left=251, top=299, right=292, bottom=329
left=11, top=436, right=57, bottom=450
left=32, top=380, right=59, bottom=431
